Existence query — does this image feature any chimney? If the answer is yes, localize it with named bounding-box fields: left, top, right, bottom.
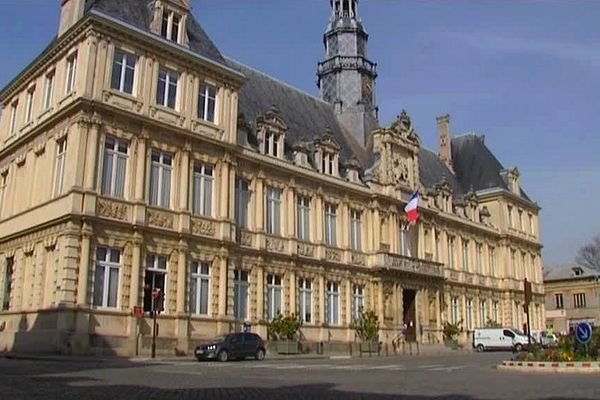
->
left=437, top=114, right=453, bottom=173
left=58, top=0, right=86, bottom=37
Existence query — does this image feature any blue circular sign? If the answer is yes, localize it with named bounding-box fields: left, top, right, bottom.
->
left=575, top=322, right=593, bottom=345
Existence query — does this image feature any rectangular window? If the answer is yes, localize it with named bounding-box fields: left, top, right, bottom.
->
left=235, top=178, right=250, bottom=229
left=492, top=301, right=499, bottom=323
left=161, top=10, right=181, bottom=42
left=435, top=232, right=441, bottom=262
left=190, top=262, right=210, bottom=315
left=143, top=254, right=168, bottom=312
left=101, top=136, right=128, bottom=198
left=233, top=269, right=249, bottom=321
left=510, top=249, right=516, bottom=277
left=507, top=205, right=513, bottom=228
left=156, top=68, right=178, bottom=109
left=479, top=299, right=487, bottom=327
left=322, top=152, right=335, bottom=175
left=529, top=214, right=535, bottom=235
left=448, top=236, right=455, bottom=269
left=110, top=50, right=136, bottom=95
left=462, top=240, right=469, bottom=272
left=296, top=196, right=310, bottom=241
left=476, top=243, right=483, bottom=274
left=352, top=285, right=364, bottom=323
left=350, top=209, right=362, bottom=251
left=266, top=274, right=282, bottom=320
left=466, top=298, right=473, bottom=330
left=266, top=187, right=282, bottom=235
left=326, top=281, right=340, bottom=325
left=93, top=247, right=121, bottom=308
left=522, top=252, right=527, bottom=279
left=263, top=131, right=280, bottom=158
left=192, top=162, right=213, bottom=217
left=2, top=257, right=13, bottom=311
left=298, top=278, right=312, bottom=323
left=451, top=296, right=460, bottom=325
left=53, top=138, right=67, bottom=197
left=574, top=293, right=586, bottom=308
left=0, top=173, right=7, bottom=216
left=149, top=150, right=172, bottom=207
left=198, top=84, right=217, bottom=123
left=518, top=210, right=524, bottom=231
left=324, top=203, right=337, bottom=246
left=25, top=86, right=35, bottom=123
left=8, top=101, right=18, bottom=136
left=65, top=52, right=77, bottom=94
left=43, top=71, right=55, bottom=110
left=555, top=293, right=563, bottom=309
left=489, top=247, right=495, bottom=275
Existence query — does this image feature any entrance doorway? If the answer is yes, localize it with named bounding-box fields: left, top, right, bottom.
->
left=403, top=289, right=417, bottom=342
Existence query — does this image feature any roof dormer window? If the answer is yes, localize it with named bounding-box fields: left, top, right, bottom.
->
left=263, top=130, right=282, bottom=158
left=314, top=133, right=340, bottom=177
left=322, top=152, right=336, bottom=175
left=161, top=10, right=181, bottom=42
left=256, top=105, right=287, bottom=160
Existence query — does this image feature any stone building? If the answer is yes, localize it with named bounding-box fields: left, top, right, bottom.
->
left=544, top=264, right=600, bottom=335
left=0, top=0, right=544, bottom=355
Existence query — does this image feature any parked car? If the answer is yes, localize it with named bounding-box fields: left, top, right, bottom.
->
left=473, top=328, right=533, bottom=352
left=531, top=330, right=559, bottom=348
left=195, top=332, right=266, bottom=362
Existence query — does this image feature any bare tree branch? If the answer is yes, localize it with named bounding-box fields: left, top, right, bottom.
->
left=575, top=235, right=600, bottom=271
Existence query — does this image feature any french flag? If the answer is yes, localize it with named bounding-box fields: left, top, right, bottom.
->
left=404, top=190, right=420, bottom=226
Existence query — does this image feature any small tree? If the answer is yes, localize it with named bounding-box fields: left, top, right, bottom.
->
left=353, top=308, right=380, bottom=342
left=484, top=318, right=502, bottom=328
left=576, top=235, right=600, bottom=271
left=443, top=319, right=463, bottom=342
left=267, top=314, right=301, bottom=341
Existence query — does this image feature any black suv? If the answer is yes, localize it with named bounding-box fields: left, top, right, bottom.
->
left=195, top=332, right=266, bottom=362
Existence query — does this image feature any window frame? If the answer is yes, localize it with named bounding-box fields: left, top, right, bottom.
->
left=296, top=195, right=311, bottom=242
left=352, top=284, right=364, bottom=323
left=156, top=67, right=179, bottom=109
left=350, top=209, right=362, bottom=251
left=266, top=187, right=282, bottom=235
left=8, top=101, right=18, bottom=136
left=160, top=9, right=182, bottom=42
left=110, top=50, right=137, bottom=95
left=65, top=52, right=78, bottom=94
left=93, top=247, right=121, bottom=309
left=198, top=83, right=217, bottom=123
left=25, top=86, right=35, bottom=123
left=555, top=293, right=563, bottom=309
left=266, top=274, right=283, bottom=320
left=149, top=150, right=173, bottom=208
left=574, top=293, right=586, bottom=309
left=191, top=161, right=214, bottom=217
left=235, top=178, right=250, bottom=229
left=53, top=138, right=67, bottom=197
left=326, top=281, right=340, bottom=326
left=233, top=269, right=249, bottom=321
left=43, top=71, right=55, bottom=110
left=143, top=254, right=168, bottom=313
left=324, top=202, right=337, bottom=247
left=101, top=136, right=129, bottom=199
left=190, top=261, right=211, bottom=315
left=298, top=277, right=312, bottom=324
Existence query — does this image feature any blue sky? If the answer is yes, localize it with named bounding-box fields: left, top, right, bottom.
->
left=0, top=0, right=598, bottom=265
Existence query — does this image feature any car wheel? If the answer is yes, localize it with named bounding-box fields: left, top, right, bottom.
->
left=217, top=350, right=229, bottom=362
left=476, top=344, right=485, bottom=353
left=255, top=348, right=265, bottom=361
left=515, top=343, right=523, bottom=352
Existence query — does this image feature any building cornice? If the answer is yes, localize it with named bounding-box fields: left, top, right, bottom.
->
left=476, top=187, right=541, bottom=212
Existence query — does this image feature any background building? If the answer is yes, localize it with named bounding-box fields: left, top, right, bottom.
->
left=544, top=264, right=600, bottom=334
left=0, top=0, right=544, bottom=356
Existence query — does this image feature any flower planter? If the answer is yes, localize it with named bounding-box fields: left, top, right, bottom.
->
left=276, top=340, right=301, bottom=355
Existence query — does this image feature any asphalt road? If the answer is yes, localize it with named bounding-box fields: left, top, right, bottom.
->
left=1, top=352, right=599, bottom=399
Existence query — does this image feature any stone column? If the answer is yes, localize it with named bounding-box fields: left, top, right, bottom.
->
left=178, top=146, right=190, bottom=212
left=341, top=201, right=349, bottom=249
left=256, top=265, right=264, bottom=320
left=76, top=223, right=93, bottom=305
left=372, top=207, right=381, bottom=252
left=83, top=119, right=101, bottom=191
left=134, top=134, right=148, bottom=202
left=315, top=194, right=323, bottom=243
left=377, top=281, right=385, bottom=323
left=318, top=275, right=325, bottom=324
left=345, top=279, right=352, bottom=328
left=129, top=235, right=143, bottom=309
left=284, top=185, right=295, bottom=238
left=217, top=255, right=228, bottom=318
left=254, top=175, right=264, bottom=232
left=289, top=269, right=296, bottom=316
left=176, top=242, right=188, bottom=314
left=219, top=157, right=230, bottom=220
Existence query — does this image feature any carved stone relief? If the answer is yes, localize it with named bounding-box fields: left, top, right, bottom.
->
left=147, top=210, right=174, bottom=229
left=191, top=219, right=216, bottom=237
left=97, top=199, right=128, bottom=221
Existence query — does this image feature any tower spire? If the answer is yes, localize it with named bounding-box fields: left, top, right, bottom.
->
left=318, top=0, right=378, bottom=146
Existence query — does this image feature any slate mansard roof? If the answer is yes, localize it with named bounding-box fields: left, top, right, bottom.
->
left=15, top=0, right=532, bottom=203
left=544, top=264, right=600, bottom=282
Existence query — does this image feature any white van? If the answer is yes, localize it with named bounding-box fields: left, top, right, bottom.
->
left=473, top=328, right=531, bottom=352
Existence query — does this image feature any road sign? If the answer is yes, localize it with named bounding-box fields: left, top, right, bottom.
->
left=575, top=322, right=593, bottom=345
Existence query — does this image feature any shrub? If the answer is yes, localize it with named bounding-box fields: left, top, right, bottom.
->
left=443, top=319, right=463, bottom=342
left=353, top=308, right=380, bottom=342
left=267, top=314, right=301, bottom=341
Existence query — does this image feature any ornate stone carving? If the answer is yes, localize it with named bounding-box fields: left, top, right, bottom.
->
left=147, top=210, right=174, bottom=229
left=392, top=153, right=409, bottom=185
left=450, top=271, right=459, bottom=281
left=266, top=236, right=285, bottom=253
left=325, top=248, right=342, bottom=262
left=297, top=243, right=315, bottom=257
left=191, top=219, right=216, bottom=237
left=97, top=199, right=128, bottom=221
left=240, top=231, right=253, bottom=247
left=350, top=252, right=365, bottom=266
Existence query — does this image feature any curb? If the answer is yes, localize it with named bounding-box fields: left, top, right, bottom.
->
left=499, top=360, right=600, bottom=374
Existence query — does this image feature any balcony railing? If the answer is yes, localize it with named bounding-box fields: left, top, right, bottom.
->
left=374, top=252, right=444, bottom=279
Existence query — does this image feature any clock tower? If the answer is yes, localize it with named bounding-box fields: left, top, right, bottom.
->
left=317, top=0, right=378, bottom=146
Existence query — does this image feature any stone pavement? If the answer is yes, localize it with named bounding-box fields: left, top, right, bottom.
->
left=2, top=352, right=599, bottom=399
